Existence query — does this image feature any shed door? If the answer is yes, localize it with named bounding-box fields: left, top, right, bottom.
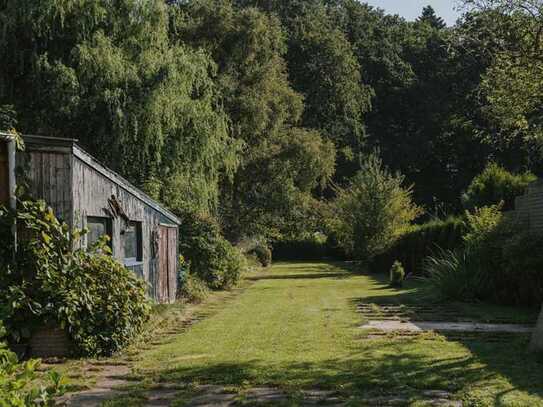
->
left=158, top=225, right=177, bottom=303
left=0, top=142, right=8, bottom=204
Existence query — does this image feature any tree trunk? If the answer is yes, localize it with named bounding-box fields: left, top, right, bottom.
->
left=529, top=304, right=543, bottom=352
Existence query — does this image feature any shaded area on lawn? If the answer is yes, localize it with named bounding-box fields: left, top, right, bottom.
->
left=149, top=338, right=543, bottom=405
left=131, top=261, right=543, bottom=406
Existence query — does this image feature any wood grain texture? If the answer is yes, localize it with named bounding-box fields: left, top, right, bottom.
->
left=16, top=144, right=179, bottom=303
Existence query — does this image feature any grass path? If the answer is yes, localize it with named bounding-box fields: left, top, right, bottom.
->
left=57, top=262, right=543, bottom=406
left=123, top=262, right=542, bottom=406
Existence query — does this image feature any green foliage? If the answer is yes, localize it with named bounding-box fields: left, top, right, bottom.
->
left=463, top=203, right=505, bottom=250
left=389, top=261, right=405, bottom=288
left=423, top=249, right=483, bottom=301
left=172, top=0, right=337, bottom=239
left=0, top=321, right=66, bottom=406
left=0, top=105, right=17, bottom=131
left=0, top=200, right=151, bottom=356
left=329, top=153, right=423, bottom=262
left=249, top=245, right=272, bottom=268
left=1, top=0, right=237, bottom=215
left=425, top=205, right=543, bottom=305
left=417, top=6, right=447, bottom=29
left=177, top=272, right=210, bottom=304
left=372, top=216, right=467, bottom=275
left=462, top=163, right=537, bottom=210
left=272, top=233, right=346, bottom=261
left=178, top=210, right=244, bottom=289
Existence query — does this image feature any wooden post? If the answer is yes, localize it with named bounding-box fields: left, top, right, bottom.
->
left=6, top=137, right=17, bottom=255
left=529, top=304, right=543, bottom=353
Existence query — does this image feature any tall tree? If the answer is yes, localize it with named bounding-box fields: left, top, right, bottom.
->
left=234, top=0, right=373, bottom=183
left=0, top=0, right=237, bottom=214
left=170, top=0, right=336, bottom=240
left=417, top=5, right=447, bottom=29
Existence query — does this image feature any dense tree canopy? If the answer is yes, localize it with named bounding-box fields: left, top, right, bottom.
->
left=1, top=0, right=541, bottom=240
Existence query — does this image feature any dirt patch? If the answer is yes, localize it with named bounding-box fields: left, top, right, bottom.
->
left=56, top=364, right=131, bottom=406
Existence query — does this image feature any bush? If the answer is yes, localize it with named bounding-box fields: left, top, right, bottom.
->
left=372, top=216, right=466, bottom=275
left=462, top=163, right=536, bottom=211
left=424, top=205, right=543, bottom=306
left=177, top=272, right=210, bottom=304
left=251, top=245, right=272, bottom=267
left=389, top=261, right=405, bottom=288
left=329, top=153, right=422, bottom=262
left=423, top=249, right=484, bottom=301
left=178, top=211, right=244, bottom=289
left=0, top=321, right=66, bottom=405
left=1, top=200, right=151, bottom=356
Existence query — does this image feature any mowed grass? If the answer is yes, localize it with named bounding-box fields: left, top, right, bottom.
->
left=130, top=262, right=543, bottom=406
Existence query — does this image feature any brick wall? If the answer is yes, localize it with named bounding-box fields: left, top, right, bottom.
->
left=514, top=180, right=543, bottom=235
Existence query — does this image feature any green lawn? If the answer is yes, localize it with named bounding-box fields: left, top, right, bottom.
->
left=122, top=262, right=543, bottom=406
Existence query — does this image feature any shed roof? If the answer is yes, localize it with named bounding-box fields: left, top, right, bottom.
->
left=22, top=135, right=181, bottom=225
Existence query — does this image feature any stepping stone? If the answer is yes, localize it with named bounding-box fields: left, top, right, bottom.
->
left=360, top=320, right=533, bottom=333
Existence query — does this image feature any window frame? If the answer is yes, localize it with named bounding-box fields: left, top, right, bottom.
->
left=123, top=220, right=143, bottom=266
left=86, top=216, right=113, bottom=251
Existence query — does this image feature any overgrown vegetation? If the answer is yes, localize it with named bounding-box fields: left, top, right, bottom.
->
left=462, top=163, right=537, bottom=210
left=0, top=200, right=151, bottom=356
left=424, top=204, right=543, bottom=306
left=178, top=210, right=245, bottom=290
left=0, top=321, right=66, bottom=406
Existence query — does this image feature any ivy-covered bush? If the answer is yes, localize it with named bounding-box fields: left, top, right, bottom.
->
left=462, top=163, right=536, bottom=211
left=0, top=321, right=66, bottom=405
left=178, top=211, right=244, bottom=289
left=0, top=200, right=151, bottom=356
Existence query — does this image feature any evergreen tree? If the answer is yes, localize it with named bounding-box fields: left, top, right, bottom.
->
left=417, top=5, right=447, bottom=29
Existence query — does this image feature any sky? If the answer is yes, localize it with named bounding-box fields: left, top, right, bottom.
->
left=362, top=0, right=462, bottom=26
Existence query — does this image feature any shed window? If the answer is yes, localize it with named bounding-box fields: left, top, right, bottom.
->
left=87, top=217, right=112, bottom=249
left=124, top=221, right=142, bottom=264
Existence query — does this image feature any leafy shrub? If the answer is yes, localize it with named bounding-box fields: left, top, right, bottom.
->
left=389, top=261, right=405, bottom=287
left=177, top=272, right=210, bottom=304
left=0, top=321, right=66, bottom=405
left=178, top=211, right=244, bottom=289
left=0, top=200, right=151, bottom=356
left=462, top=163, right=536, bottom=211
left=424, top=205, right=543, bottom=305
left=329, top=153, right=422, bottom=262
left=250, top=245, right=272, bottom=267
left=463, top=204, right=505, bottom=251
left=372, top=216, right=466, bottom=275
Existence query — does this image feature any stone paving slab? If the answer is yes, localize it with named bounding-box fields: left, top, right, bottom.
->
left=360, top=320, right=534, bottom=333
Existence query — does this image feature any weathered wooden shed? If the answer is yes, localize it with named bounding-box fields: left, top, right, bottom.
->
left=15, top=135, right=180, bottom=303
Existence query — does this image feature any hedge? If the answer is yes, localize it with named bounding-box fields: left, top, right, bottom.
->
left=372, top=217, right=467, bottom=275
